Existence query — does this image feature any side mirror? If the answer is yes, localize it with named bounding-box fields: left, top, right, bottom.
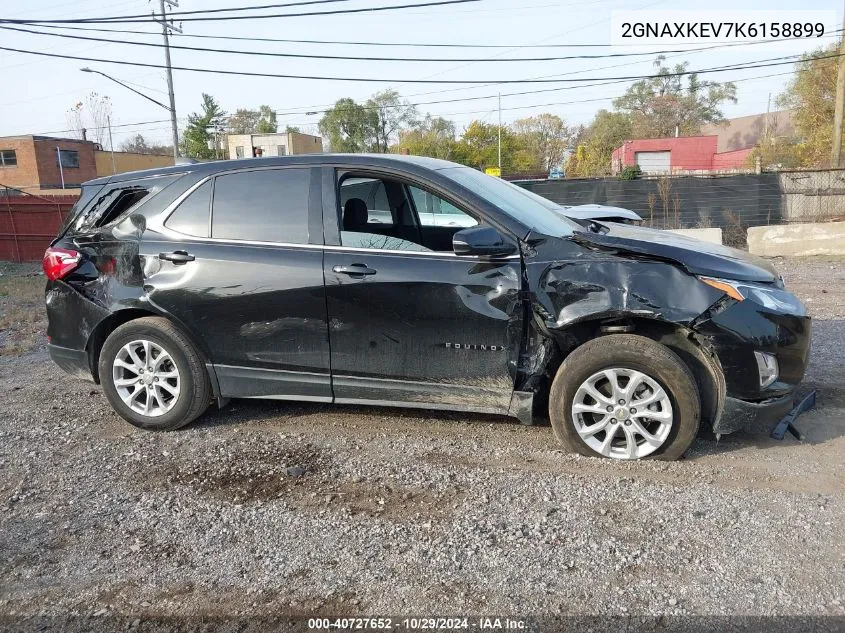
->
left=452, top=226, right=516, bottom=257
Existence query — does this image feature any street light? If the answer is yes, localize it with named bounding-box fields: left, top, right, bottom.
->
left=80, top=67, right=179, bottom=158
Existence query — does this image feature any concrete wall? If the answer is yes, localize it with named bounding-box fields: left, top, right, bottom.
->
left=228, top=132, right=324, bottom=159
left=252, top=134, right=288, bottom=157
left=748, top=222, right=845, bottom=256
left=667, top=227, right=723, bottom=244
left=94, top=151, right=174, bottom=177
left=289, top=132, right=323, bottom=154
left=227, top=134, right=252, bottom=159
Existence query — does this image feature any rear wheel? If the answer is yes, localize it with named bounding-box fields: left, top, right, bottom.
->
left=98, top=317, right=211, bottom=430
left=549, top=334, right=700, bottom=461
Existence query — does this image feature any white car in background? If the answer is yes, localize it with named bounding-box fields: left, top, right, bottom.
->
left=340, top=175, right=642, bottom=228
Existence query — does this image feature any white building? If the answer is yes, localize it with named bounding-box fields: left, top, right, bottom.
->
left=227, top=132, right=323, bottom=159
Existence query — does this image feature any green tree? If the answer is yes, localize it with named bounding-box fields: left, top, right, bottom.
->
left=565, top=110, right=633, bottom=177
left=118, top=133, right=172, bottom=156
left=228, top=108, right=260, bottom=135
left=318, top=98, right=378, bottom=152
left=366, top=90, right=418, bottom=153
left=777, top=43, right=839, bottom=167
left=453, top=120, right=519, bottom=171
left=228, top=105, right=278, bottom=134
left=510, top=113, right=573, bottom=171
left=613, top=57, right=737, bottom=138
left=182, top=93, right=226, bottom=159
left=399, top=115, right=456, bottom=159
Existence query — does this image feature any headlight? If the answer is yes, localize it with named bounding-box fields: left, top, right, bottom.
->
left=698, top=277, right=807, bottom=315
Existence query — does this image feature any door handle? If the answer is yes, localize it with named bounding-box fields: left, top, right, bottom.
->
left=332, top=263, right=377, bottom=276
left=159, top=250, right=195, bottom=264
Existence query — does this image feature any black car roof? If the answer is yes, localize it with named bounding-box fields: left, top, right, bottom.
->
left=84, top=153, right=464, bottom=186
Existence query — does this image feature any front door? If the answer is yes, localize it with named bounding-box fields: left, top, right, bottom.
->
left=141, top=166, right=332, bottom=401
left=323, top=167, right=523, bottom=414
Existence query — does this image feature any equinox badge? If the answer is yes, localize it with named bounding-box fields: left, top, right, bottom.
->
left=445, top=343, right=505, bottom=351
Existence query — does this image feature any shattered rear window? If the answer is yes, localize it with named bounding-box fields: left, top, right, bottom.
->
left=68, top=174, right=181, bottom=233
left=73, top=187, right=148, bottom=231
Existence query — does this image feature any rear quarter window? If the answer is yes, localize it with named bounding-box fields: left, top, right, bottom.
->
left=57, top=183, right=104, bottom=236
left=68, top=175, right=179, bottom=233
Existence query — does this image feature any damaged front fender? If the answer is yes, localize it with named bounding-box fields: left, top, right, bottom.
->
left=529, top=253, right=723, bottom=331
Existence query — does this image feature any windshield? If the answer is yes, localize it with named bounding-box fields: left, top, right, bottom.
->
left=443, top=167, right=578, bottom=236
left=516, top=186, right=569, bottom=211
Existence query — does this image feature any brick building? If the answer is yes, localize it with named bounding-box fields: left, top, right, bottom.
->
left=611, top=136, right=754, bottom=175
left=0, top=135, right=99, bottom=195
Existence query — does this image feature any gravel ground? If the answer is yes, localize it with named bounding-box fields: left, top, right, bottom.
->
left=0, top=257, right=844, bottom=629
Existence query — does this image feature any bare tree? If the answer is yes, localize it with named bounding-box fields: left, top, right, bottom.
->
left=65, top=92, right=112, bottom=146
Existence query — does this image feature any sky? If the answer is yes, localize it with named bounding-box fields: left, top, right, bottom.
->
left=0, top=0, right=842, bottom=150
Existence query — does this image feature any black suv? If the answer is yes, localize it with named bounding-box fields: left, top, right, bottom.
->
left=44, top=155, right=810, bottom=460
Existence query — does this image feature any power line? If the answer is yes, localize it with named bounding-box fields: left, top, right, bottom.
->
left=12, top=22, right=705, bottom=47
left=38, top=67, right=798, bottom=136
left=0, top=25, right=752, bottom=63
left=0, top=0, right=483, bottom=25
left=0, top=43, right=829, bottom=84
left=28, top=21, right=842, bottom=49
left=104, top=0, right=361, bottom=18
left=36, top=118, right=176, bottom=135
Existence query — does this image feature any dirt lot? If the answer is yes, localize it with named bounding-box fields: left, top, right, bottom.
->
left=1, top=257, right=844, bottom=628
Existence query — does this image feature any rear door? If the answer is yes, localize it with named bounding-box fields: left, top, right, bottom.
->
left=140, top=165, right=332, bottom=401
left=322, top=166, right=524, bottom=414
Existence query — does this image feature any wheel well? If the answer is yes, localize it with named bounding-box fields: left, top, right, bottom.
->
left=543, top=316, right=725, bottom=430
left=86, top=309, right=161, bottom=383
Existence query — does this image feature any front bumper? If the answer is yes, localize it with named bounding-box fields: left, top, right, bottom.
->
left=714, top=392, right=795, bottom=435
left=47, top=343, right=94, bottom=382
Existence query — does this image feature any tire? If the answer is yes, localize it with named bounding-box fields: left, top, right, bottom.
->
left=98, top=317, right=211, bottom=431
left=549, top=334, right=700, bottom=461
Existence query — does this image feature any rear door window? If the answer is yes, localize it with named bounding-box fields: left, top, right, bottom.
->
left=165, top=180, right=211, bottom=237
left=211, top=168, right=310, bottom=244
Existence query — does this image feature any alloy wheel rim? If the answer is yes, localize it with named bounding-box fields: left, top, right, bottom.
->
left=571, top=368, right=673, bottom=460
left=112, top=339, right=181, bottom=417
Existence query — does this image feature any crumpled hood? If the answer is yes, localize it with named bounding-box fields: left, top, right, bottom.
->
left=571, top=222, right=778, bottom=283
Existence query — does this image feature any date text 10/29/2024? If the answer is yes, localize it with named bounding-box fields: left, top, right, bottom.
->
left=307, top=617, right=526, bottom=630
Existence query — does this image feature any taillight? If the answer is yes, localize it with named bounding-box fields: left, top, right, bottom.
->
left=43, top=247, right=81, bottom=281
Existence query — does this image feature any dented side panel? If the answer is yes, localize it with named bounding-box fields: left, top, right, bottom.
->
left=139, top=234, right=333, bottom=400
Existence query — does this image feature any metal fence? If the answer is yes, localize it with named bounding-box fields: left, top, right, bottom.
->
left=517, top=168, right=845, bottom=246
left=1, top=185, right=77, bottom=262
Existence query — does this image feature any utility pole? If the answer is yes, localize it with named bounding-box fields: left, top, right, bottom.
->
left=765, top=93, right=771, bottom=139
left=56, top=147, right=65, bottom=189
left=497, top=93, right=502, bottom=172
left=107, top=115, right=116, bottom=174
left=831, top=2, right=845, bottom=167
left=154, top=0, right=182, bottom=159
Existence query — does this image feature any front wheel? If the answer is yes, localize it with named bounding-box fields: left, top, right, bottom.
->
left=98, top=317, right=211, bottom=431
left=549, top=334, right=700, bottom=461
